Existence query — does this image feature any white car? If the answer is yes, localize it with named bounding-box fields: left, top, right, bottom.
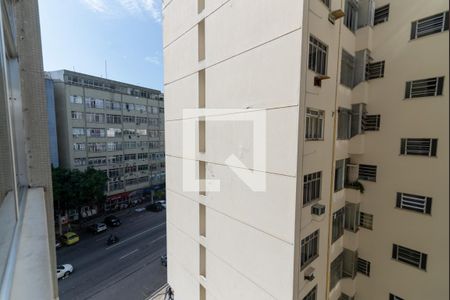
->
left=156, top=200, right=166, bottom=209
left=57, top=264, right=74, bottom=280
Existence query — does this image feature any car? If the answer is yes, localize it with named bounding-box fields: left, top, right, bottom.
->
left=146, top=202, right=164, bottom=212
left=61, top=232, right=80, bottom=246
left=57, top=264, right=74, bottom=280
left=160, top=255, right=167, bottom=267
left=135, top=207, right=146, bottom=213
left=156, top=200, right=166, bottom=209
left=88, top=223, right=107, bottom=234
left=56, top=239, right=62, bottom=249
left=104, top=215, right=121, bottom=227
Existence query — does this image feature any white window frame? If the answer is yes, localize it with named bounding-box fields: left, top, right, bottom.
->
left=306, top=108, right=325, bottom=141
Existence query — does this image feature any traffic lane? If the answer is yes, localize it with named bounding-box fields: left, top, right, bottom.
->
left=87, top=249, right=167, bottom=300
left=57, top=211, right=166, bottom=263
left=58, top=219, right=166, bottom=283
left=58, top=226, right=166, bottom=299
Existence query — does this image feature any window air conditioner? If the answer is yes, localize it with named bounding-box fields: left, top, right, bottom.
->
left=328, top=9, right=345, bottom=24
left=304, top=267, right=315, bottom=281
left=311, top=204, right=326, bottom=216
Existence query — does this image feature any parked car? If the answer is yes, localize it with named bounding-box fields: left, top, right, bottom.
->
left=135, top=207, right=146, bottom=213
left=146, top=202, right=164, bottom=212
left=160, top=255, right=167, bottom=267
left=61, top=232, right=80, bottom=246
left=56, top=239, right=62, bottom=249
left=156, top=200, right=166, bottom=209
left=104, top=215, right=121, bottom=227
left=88, top=223, right=107, bottom=234
left=57, top=264, right=74, bottom=280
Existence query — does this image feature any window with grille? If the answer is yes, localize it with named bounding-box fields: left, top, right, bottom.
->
left=374, top=4, right=389, bottom=25
left=334, top=159, right=347, bottom=192
left=309, top=35, right=328, bottom=75
left=411, top=11, right=449, bottom=39
left=330, top=253, right=344, bottom=291
left=363, top=115, right=380, bottom=131
left=400, top=138, right=438, bottom=156
left=405, top=77, right=444, bottom=98
left=303, top=171, right=322, bottom=206
left=366, top=61, right=385, bottom=80
left=306, top=108, right=325, bottom=140
left=345, top=202, right=360, bottom=232
left=392, top=244, right=427, bottom=270
left=340, top=50, right=355, bottom=88
left=359, top=212, right=373, bottom=230
left=301, top=230, right=319, bottom=269
left=343, top=248, right=357, bottom=278
left=344, top=0, right=358, bottom=32
left=358, top=164, right=377, bottom=182
left=71, top=111, right=83, bottom=120
left=396, top=192, right=432, bottom=214
left=332, top=207, right=345, bottom=243
left=389, top=294, right=404, bottom=300
left=303, top=285, right=317, bottom=300
left=357, top=258, right=371, bottom=276
left=337, top=108, right=352, bottom=140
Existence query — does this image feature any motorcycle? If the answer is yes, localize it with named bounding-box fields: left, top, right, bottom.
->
left=106, top=234, right=119, bottom=245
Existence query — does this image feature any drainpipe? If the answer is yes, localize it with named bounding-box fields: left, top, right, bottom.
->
left=325, top=0, right=344, bottom=298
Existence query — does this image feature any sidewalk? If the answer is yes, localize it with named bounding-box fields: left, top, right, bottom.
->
left=146, top=284, right=170, bottom=300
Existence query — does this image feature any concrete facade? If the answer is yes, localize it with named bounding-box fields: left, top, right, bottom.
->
left=163, top=0, right=448, bottom=299
left=48, top=70, right=166, bottom=210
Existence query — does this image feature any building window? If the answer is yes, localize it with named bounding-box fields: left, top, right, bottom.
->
left=344, top=202, right=360, bottom=232
left=411, top=11, right=449, bottom=40
left=70, top=95, right=83, bottom=104
left=303, top=285, right=317, bottom=300
left=303, top=171, right=322, bottom=206
left=74, top=158, right=87, bottom=166
left=359, top=212, right=373, bottom=230
left=363, top=115, right=380, bottom=131
left=357, top=258, right=371, bottom=276
left=73, top=143, right=86, bottom=151
left=71, top=111, right=83, bottom=120
left=334, top=159, right=348, bottom=192
left=301, top=230, right=319, bottom=269
left=396, top=192, right=432, bottom=214
left=72, top=128, right=85, bottom=137
left=86, top=113, right=105, bottom=123
left=340, top=50, right=355, bottom=88
left=389, top=294, right=404, bottom=300
left=86, top=128, right=105, bottom=138
left=344, top=0, right=358, bottom=32
left=306, top=108, right=325, bottom=140
left=106, top=114, right=122, bottom=124
left=392, top=244, right=427, bottom=270
left=405, top=76, right=444, bottom=98
left=309, top=35, right=328, bottom=75
left=337, top=108, right=352, bottom=140
left=366, top=61, right=385, bottom=80
left=332, top=207, right=345, bottom=243
left=330, top=253, right=344, bottom=291
left=358, top=164, right=377, bottom=182
left=374, top=4, right=390, bottom=25
left=400, top=138, right=438, bottom=157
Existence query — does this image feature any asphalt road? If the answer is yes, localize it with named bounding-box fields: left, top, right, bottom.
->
left=57, top=209, right=167, bottom=300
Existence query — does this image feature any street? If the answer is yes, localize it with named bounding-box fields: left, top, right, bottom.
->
left=57, top=209, right=167, bottom=300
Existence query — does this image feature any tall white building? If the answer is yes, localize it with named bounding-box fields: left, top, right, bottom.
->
left=163, top=0, right=449, bottom=299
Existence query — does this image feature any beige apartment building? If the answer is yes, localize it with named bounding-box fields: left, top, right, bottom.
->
left=48, top=70, right=166, bottom=213
left=163, top=0, right=448, bottom=299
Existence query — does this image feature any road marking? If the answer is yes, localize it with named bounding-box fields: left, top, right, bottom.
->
left=147, top=235, right=166, bottom=246
left=119, top=249, right=139, bottom=260
left=106, top=222, right=165, bottom=250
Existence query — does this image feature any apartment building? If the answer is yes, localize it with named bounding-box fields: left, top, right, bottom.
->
left=163, top=0, right=448, bottom=299
left=0, top=0, right=58, bottom=299
left=47, top=70, right=166, bottom=211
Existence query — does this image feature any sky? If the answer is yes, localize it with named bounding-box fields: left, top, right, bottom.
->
left=38, top=0, right=164, bottom=91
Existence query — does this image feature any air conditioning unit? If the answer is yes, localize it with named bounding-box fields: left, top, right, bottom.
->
left=311, top=204, right=326, bottom=216
left=304, top=267, right=315, bottom=281
left=328, top=9, right=345, bottom=24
